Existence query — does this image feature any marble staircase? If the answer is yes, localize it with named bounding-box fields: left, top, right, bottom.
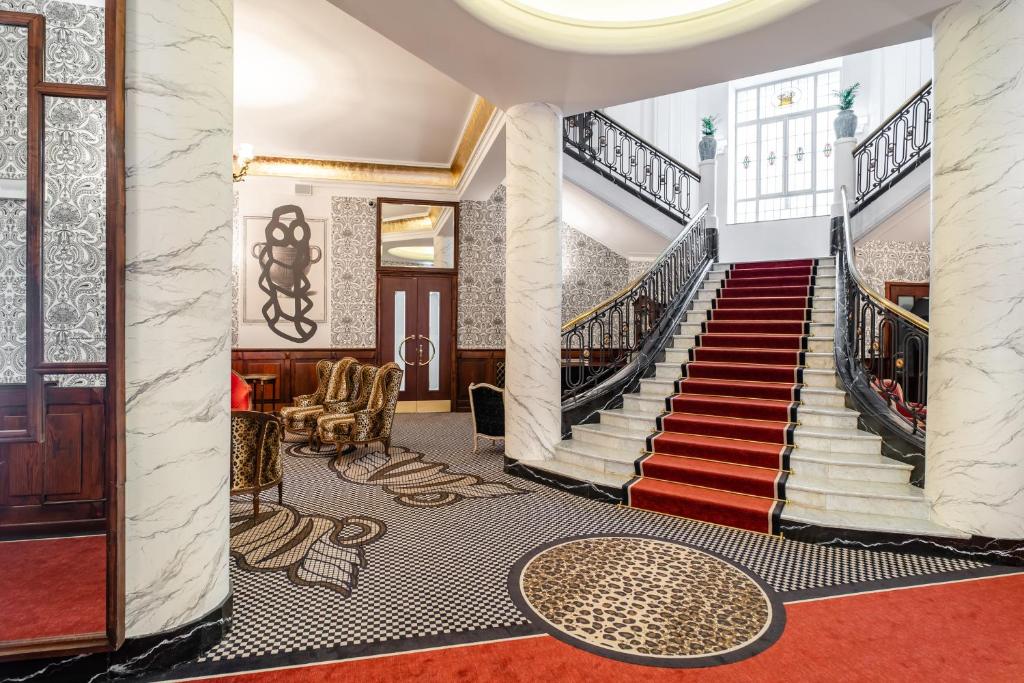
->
left=537, top=257, right=967, bottom=539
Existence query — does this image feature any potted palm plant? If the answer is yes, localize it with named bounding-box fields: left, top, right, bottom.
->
left=833, top=82, right=860, bottom=138
left=699, top=115, right=718, bottom=161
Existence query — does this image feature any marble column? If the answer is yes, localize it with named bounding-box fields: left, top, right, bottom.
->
left=832, top=136, right=857, bottom=216
left=124, top=0, right=234, bottom=636
left=698, top=157, right=718, bottom=229
left=926, top=0, right=1024, bottom=539
left=505, top=103, right=563, bottom=461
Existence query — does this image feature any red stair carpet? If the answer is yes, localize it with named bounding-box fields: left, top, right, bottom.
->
left=626, top=259, right=819, bottom=535
left=0, top=534, right=106, bottom=641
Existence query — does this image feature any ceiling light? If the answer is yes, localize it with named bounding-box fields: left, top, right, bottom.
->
left=454, top=0, right=813, bottom=55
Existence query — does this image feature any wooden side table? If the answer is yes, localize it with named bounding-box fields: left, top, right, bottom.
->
left=242, top=373, right=277, bottom=413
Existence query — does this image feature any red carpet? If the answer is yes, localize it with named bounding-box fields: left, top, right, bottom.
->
left=0, top=535, right=106, bottom=641
left=200, top=573, right=1024, bottom=682
left=627, top=259, right=819, bottom=534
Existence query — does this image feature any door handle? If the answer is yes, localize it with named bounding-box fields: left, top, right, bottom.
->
left=417, top=335, right=436, bottom=366
left=417, top=337, right=426, bottom=366
left=397, top=335, right=416, bottom=365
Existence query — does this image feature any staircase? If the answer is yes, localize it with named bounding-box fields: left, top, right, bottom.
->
left=541, top=257, right=966, bottom=539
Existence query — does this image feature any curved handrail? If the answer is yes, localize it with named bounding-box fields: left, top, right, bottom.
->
left=840, top=188, right=929, bottom=331
left=563, top=110, right=701, bottom=224
left=562, top=204, right=709, bottom=333
left=836, top=186, right=928, bottom=437
left=561, top=205, right=714, bottom=403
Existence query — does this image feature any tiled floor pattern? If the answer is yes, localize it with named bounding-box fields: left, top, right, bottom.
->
left=193, top=413, right=988, bottom=671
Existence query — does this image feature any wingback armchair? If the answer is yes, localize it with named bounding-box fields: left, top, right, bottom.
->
left=316, top=363, right=403, bottom=454
left=324, top=362, right=377, bottom=416
left=280, top=357, right=357, bottom=447
left=230, top=410, right=283, bottom=517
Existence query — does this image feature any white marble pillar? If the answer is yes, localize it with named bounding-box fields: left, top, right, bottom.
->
left=124, top=0, right=234, bottom=635
left=926, top=0, right=1024, bottom=539
left=698, top=157, right=718, bottom=229
left=832, top=137, right=857, bottom=216
left=505, top=103, right=563, bottom=461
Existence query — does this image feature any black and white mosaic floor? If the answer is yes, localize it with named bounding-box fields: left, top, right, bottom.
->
left=164, top=413, right=1003, bottom=679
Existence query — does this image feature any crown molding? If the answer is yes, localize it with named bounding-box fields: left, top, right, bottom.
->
left=243, top=97, right=500, bottom=194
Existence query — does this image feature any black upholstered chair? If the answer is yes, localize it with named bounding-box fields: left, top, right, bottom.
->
left=468, top=383, right=504, bottom=452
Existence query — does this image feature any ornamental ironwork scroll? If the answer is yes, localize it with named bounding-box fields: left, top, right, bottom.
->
left=853, top=81, right=932, bottom=210
left=252, top=205, right=322, bottom=342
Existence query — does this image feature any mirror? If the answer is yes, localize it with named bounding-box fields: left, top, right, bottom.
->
left=377, top=199, right=459, bottom=270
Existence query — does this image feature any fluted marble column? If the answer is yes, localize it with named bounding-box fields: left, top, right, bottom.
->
left=124, top=0, right=233, bottom=635
left=926, top=0, right=1024, bottom=539
left=505, top=103, right=563, bottom=462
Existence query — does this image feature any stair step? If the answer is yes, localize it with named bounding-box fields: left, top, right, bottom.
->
left=800, top=385, right=847, bottom=407
left=554, top=439, right=638, bottom=476
left=786, top=474, right=929, bottom=519
left=802, top=368, right=838, bottom=388
left=623, top=392, right=669, bottom=415
left=796, top=404, right=859, bottom=429
left=638, top=454, right=782, bottom=498
left=599, top=408, right=658, bottom=432
left=795, top=425, right=881, bottom=455
left=571, top=422, right=648, bottom=453
left=532, top=453, right=633, bottom=489
left=790, top=450, right=912, bottom=484
left=780, top=503, right=969, bottom=539
left=627, top=478, right=780, bottom=534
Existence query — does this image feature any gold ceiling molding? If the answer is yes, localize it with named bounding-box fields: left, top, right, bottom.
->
left=245, top=97, right=498, bottom=188
left=382, top=206, right=444, bottom=235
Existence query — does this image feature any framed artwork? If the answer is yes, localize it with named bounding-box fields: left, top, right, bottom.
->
left=243, top=206, right=328, bottom=343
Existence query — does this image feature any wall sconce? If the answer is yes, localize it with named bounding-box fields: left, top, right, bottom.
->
left=233, top=143, right=255, bottom=182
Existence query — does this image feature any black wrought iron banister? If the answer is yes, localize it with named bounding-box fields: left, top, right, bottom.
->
left=835, top=186, right=928, bottom=441
left=853, top=80, right=932, bottom=213
left=561, top=204, right=713, bottom=406
left=563, top=110, right=701, bottom=224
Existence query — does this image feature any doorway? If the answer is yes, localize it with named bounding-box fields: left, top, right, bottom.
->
left=378, top=274, right=456, bottom=412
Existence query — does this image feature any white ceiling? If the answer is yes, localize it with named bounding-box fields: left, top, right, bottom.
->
left=329, top=0, right=948, bottom=113
left=234, top=0, right=478, bottom=165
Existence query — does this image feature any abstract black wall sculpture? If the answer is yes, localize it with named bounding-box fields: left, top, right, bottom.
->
left=252, top=205, right=322, bottom=342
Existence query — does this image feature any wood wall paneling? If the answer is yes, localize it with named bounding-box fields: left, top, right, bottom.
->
left=454, top=349, right=505, bottom=412
left=231, top=349, right=376, bottom=410
left=0, top=386, right=107, bottom=534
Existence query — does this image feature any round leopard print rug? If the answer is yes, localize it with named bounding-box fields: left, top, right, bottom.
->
left=509, top=535, right=784, bottom=667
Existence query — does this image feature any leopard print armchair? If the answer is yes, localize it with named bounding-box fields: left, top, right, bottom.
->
left=230, top=410, right=283, bottom=517
left=280, top=358, right=358, bottom=446
left=317, top=363, right=403, bottom=453
left=323, top=363, right=377, bottom=416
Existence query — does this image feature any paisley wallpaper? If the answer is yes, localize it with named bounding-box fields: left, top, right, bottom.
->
left=0, top=1, right=106, bottom=383
left=855, top=239, right=930, bottom=294
left=329, top=197, right=377, bottom=348
left=562, top=225, right=629, bottom=324
left=458, top=184, right=507, bottom=348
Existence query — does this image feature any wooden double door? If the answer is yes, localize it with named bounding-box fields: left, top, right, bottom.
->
left=378, top=275, right=455, bottom=412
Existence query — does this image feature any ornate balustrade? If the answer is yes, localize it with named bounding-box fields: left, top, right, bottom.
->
left=563, top=110, right=701, bottom=223
left=835, top=187, right=928, bottom=436
left=561, top=206, right=713, bottom=402
left=853, top=80, right=932, bottom=212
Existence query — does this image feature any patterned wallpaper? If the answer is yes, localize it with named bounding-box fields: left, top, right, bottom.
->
left=855, top=239, right=930, bottom=294
left=458, top=184, right=506, bottom=348
left=562, top=224, right=629, bottom=324
left=329, top=197, right=377, bottom=348
left=232, top=183, right=632, bottom=351
left=0, top=1, right=106, bottom=383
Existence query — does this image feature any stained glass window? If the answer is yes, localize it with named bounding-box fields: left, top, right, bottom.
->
left=732, top=69, right=839, bottom=223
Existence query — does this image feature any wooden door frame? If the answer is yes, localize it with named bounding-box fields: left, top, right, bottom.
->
left=0, top=0, right=126, bottom=661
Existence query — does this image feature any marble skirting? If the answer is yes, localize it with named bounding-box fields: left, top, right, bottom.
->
left=0, top=595, right=232, bottom=683
left=504, top=456, right=623, bottom=504
left=781, top=522, right=1024, bottom=567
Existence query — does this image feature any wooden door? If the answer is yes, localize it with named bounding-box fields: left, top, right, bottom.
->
left=377, top=274, right=455, bottom=411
